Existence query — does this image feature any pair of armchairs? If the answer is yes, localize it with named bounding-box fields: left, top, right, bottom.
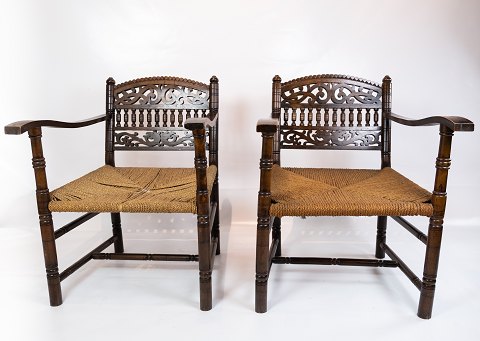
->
left=5, top=74, right=474, bottom=318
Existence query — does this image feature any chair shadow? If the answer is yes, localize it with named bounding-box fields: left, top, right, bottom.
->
left=59, top=203, right=232, bottom=308
left=213, top=198, right=233, bottom=307
left=267, top=216, right=419, bottom=312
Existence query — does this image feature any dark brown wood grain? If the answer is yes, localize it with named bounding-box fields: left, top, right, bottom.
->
left=390, top=113, right=474, bottom=131
left=4, top=115, right=106, bottom=135
left=417, top=125, right=453, bottom=319
left=255, top=127, right=275, bottom=313
left=28, top=127, right=62, bottom=306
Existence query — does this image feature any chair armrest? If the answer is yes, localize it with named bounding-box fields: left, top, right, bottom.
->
left=256, top=118, right=279, bottom=133
left=389, top=113, right=474, bottom=132
left=184, top=115, right=218, bottom=130
left=4, top=114, right=106, bottom=135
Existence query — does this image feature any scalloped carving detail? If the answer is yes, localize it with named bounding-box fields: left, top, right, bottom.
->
left=115, top=130, right=194, bottom=148
left=281, top=76, right=382, bottom=107
left=114, top=83, right=209, bottom=108
left=115, top=76, right=208, bottom=91
left=280, top=128, right=381, bottom=149
left=114, top=129, right=210, bottom=150
left=282, top=74, right=381, bottom=88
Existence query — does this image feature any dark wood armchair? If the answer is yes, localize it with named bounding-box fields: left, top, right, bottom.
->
left=255, top=74, right=474, bottom=318
left=5, top=76, right=220, bottom=311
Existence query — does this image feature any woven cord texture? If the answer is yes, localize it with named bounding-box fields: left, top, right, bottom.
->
left=49, top=165, right=217, bottom=213
left=270, top=165, right=433, bottom=217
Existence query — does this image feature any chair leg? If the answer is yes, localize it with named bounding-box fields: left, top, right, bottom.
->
left=272, top=216, right=281, bottom=257
left=255, top=217, right=271, bottom=313
left=375, top=216, right=387, bottom=258
left=28, top=128, right=62, bottom=306
left=418, top=217, right=444, bottom=319
left=197, top=214, right=212, bottom=311
left=40, top=212, right=63, bottom=306
left=111, top=213, right=124, bottom=253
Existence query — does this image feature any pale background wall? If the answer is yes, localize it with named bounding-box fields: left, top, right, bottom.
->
left=1, top=0, right=478, bottom=226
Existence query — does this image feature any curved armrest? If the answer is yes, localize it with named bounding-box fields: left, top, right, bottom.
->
left=390, top=113, right=474, bottom=132
left=256, top=118, right=279, bottom=133
left=184, top=115, right=218, bottom=130
left=4, top=114, right=106, bottom=135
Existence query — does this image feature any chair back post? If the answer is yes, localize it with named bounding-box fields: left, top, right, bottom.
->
left=271, top=75, right=282, bottom=165
left=381, top=75, right=392, bottom=168
left=105, top=77, right=116, bottom=166
left=208, top=76, right=219, bottom=166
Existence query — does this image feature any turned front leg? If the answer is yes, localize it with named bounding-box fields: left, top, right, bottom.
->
left=418, top=126, right=453, bottom=319
left=375, top=216, right=387, bottom=258
left=255, top=126, right=276, bottom=313
left=192, top=127, right=213, bottom=311
left=29, top=127, right=62, bottom=306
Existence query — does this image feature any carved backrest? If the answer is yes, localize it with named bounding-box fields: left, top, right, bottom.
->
left=274, top=75, right=389, bottom=151
left=108, top=77, right=215, bottom=151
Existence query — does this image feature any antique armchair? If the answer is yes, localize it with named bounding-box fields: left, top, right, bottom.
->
left=5, top=76, right=220, bottom=311
left=255, top=74, right=474, bottom=318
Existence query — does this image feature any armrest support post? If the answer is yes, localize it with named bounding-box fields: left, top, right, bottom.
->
left=257, top=129, right=275, bottom=227
left=418, top=125, right=454, bottom=318
left=432, top=125, right=453, bottom=216
left=191, top=126, right=213, bottom=310
left=258, top=130, right=275, bottom=218
left=255, top=129, right=276, bottom=313
left=192, top=127, right=209, bottom=215
left=28, top=127, right=62, bottom=306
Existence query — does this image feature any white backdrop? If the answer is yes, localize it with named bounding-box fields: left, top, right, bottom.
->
left=1, top=0, right=479, bottom=227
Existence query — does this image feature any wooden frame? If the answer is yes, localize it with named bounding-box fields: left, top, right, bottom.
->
left=5, top=76, right=220, bottom=311
left=255, top=74, right=474, bottom=318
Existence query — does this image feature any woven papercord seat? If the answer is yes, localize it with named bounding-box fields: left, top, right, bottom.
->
left=255, top=74, right=474, bottom=318
left=5, top=75, right=221, bottom=311
left=270, top=165, right=433, bottom=217
left=49, top=165, right=217, bottom=214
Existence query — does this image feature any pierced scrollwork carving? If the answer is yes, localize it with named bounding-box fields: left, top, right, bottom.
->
left=115, top=84, right=209, bottom=108
left=115, top=130, right=196, bottom=149
left=282, top=81, right=381, bottom=107
left=280, top=127, right=381, bottom=149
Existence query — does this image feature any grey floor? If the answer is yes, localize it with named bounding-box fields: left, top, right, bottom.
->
left=1, top=190, right=479, bottom=340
